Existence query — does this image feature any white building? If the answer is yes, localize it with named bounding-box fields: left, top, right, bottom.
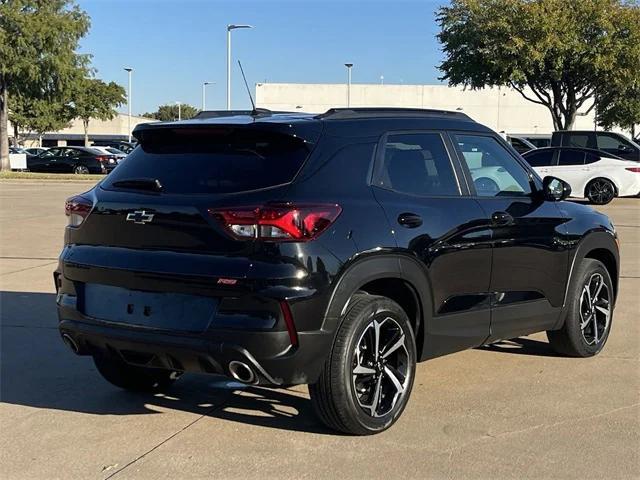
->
left=11, top=113, right=156, bottom=147
left=256, top=83, right=597, bottom=135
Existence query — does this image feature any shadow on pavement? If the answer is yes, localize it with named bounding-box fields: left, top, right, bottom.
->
left=0, top=290, right=333, bottom=435
left=478, top=337, right=558, bottom=357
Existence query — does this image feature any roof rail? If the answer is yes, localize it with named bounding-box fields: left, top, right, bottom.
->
left=316, top=107, right=473, bottom=121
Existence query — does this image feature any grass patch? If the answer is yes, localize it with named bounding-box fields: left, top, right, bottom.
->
left=0, top=171, right=103, bottom=181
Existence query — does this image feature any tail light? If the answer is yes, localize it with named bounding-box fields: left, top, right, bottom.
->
left=65, top=195, right=93, bottom=226
left=625, top=167, right=640, bottom=173
left=209, top=203, right=342, bottom=242
left=96, top=156, right=108, bottom=162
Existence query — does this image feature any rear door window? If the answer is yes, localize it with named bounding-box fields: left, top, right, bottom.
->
left=558, top=150, right=586, bottom=165
left=376, top=132, right=459, bottom=196
left=562, top=134, right=590, bottom=148
left=524, top=150, right=554, bottom=167
left=103, top=128, right=310, bottom=194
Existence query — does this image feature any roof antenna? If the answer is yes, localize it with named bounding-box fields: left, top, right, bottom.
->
left=237, top=60, right=257, bottom=115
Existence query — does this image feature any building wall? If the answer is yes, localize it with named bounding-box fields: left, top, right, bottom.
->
left=12, top=113, right=157, bottom=147
left=256, top=83, right=598, bottom=135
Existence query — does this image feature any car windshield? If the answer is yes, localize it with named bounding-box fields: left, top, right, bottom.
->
left=106, top=147, right=124, bottom=154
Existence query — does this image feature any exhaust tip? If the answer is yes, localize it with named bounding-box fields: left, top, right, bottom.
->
left=228, top=360, right=256, bottom=384
left=61, top=333, right=80, bottom=354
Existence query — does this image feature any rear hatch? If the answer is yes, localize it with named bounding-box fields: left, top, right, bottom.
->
left=63, top=121, right=321, bottom=284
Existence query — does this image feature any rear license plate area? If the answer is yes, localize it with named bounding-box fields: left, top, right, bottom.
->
left=83, top=283, right=218, bottom=333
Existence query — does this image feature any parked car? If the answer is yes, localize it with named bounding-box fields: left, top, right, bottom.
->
left=24, top=147, right=48, bottom=156
left=507, top=135, right=537, bottom=154
left=56, top=108, right=619, bottom=435
left=28, top=146, right=117, bottom=174
left=523, top=147, right=640, bottom=204
left=92, top=146, right=127, bottom=163
left=523, top=135, right=552, bottom=148
left=551, top=130, right=640, bottom=162
left=92, top=141, right=136, bottom=154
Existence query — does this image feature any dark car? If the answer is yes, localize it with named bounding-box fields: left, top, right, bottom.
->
left=28, top=146, right=117, bottom=174
left=507, top=135, right=537, bottom=154
left=552, top=130, right=640, bottom=162
left=56, top=108, right=619, bottom=435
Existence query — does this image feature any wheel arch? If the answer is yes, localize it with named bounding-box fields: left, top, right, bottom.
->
left=558, top=231, right=620, bottom=330
left=322, top=253, right=432, bottom=359
left=584, top=176, right=619, bottom=198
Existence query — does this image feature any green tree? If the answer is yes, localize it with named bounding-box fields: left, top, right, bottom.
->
left=9, top=93, right=75, bottom=145
left=142, top=103, right=199, bottom=122
left=437, top=0, right=640, bottom=131
left=72, top=78, right=126, bottom=146
left=0, top=0, right=90, bottom=170
left=596, top=84, right=640, bottom=138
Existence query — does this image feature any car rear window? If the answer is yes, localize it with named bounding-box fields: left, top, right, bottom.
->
left=103, top=127, right=310, bottom=194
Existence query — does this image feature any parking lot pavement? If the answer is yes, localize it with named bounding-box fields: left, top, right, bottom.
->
left=1, top=181, right=638, bottom=480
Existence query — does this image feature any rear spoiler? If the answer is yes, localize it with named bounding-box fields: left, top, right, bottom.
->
left=132, top=121, right=323, bottom=147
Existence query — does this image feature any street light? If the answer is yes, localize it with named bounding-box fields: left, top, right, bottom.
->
left=227, top=24, right=253, bottom=110
left=202, top=81, right=214, bottom=111
left=124, top=67, right=133, bottom=142
left=344, top=63, right=353, bottom=107
left=176, top=101, right=181, bottom=121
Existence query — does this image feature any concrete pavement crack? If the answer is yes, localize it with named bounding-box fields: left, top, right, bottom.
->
left=444, top=402, right=640, bottom=456
left=104, top=401, right=228, bottom=479
left=1, top=261, right=57, bottom=276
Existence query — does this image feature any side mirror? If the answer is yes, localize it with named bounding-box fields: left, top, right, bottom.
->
left=543, top=176, right=571, bottom=201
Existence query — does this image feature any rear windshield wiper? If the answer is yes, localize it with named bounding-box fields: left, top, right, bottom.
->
left=111, top=178, right=164, bottom=192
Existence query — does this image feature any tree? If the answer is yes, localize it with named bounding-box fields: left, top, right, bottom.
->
left=9, top=93, right=75, bottom=145
left=142, top=103, right=199, bottom=121
left=596, top=83, right=640, bottom=138
left=0, top=0, right=90, bottom=170
left=72, top=78, right=126, bottom=146
left=437, top=0, right=640, bottom=131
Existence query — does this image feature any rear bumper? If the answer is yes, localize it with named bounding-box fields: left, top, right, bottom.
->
left=57, top=317, right=333, bottom=386
left=55, top=275, right=334, bottom=386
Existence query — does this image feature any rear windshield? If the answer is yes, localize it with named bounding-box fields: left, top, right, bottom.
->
left=102, top=127, right=310, bottom=194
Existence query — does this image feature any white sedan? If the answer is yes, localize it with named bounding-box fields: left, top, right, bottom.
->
left=92, top=146, right=128, bottom=164
left=523, top=147, right=640, bottom=205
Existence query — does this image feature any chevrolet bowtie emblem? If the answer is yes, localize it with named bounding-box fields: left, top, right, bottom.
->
left=126, top=210, right=155, bottom=224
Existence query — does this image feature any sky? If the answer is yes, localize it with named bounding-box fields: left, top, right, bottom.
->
left=77, top=0, right=448, bottom=115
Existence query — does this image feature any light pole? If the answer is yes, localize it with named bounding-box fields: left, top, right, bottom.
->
left=227, top=24, right=253, bottom=110
left=124, top=67, right=133, bottom=142
left=202, top=81, right=214, bottom=111
left=176, top=102, right=181, bottom=121
left=344, top=63, right=353, bottom=107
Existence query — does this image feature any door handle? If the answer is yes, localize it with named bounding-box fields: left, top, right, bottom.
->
left=397, top=212, right=423, bottom=228
left=491, top=211, right=514, bottom=226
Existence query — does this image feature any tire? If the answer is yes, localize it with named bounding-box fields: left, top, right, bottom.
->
left=93, top=353, right=178, bottom=392
left=547, top=259, right=614, bottom=357
left=585, top=178, right=616, bottom=205
left=309, top=294, right=417, bottom=435
left=73, top=165, right=90, bottom=174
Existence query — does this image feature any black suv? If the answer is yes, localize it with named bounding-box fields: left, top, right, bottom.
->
left=56, top=108, right=619, bottom=435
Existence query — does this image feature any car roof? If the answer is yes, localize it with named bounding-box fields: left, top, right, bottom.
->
left=134, top=107, right=488, bottom=142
